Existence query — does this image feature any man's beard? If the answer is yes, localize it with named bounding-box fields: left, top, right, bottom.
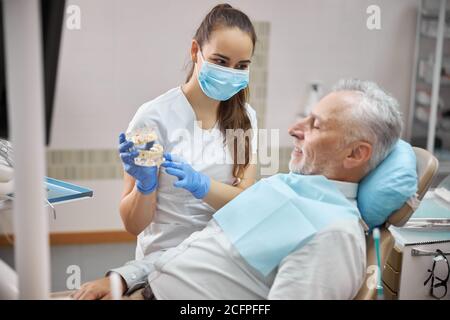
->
left=288, top=154, right=330, bottom=176
left=289, top=156, right=313, bottom=174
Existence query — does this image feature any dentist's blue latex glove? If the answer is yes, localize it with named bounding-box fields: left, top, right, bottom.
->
left=161, top=153, right=211, bottom=199
left=118, top=133, right=158, bottom=195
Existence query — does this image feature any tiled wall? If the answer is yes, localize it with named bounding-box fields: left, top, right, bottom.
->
left=46, top=146, right=293, bottom=181
left=47, top=21, right=283, bottom=181
left=47, top=149, right=123, bottom=180
left=249, top=21, right=270, bottom=129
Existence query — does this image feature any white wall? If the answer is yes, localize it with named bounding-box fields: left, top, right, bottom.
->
left=46, top=0, right=419, bottom=232
left=52, top=0, right=419, bottom=149
left=258, top=0, right=419, bottom=145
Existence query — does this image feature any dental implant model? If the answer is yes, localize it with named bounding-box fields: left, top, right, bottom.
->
left=126, top=127, right=164, bottom=167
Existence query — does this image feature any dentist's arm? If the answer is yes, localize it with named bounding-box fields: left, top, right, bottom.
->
left=161, top=153, right=257, bottom=210
left=119, top=173, right=157, bottom=236
left=203, top=161, right=256, bottom=209
left=118, top=133, right=158, bottom=235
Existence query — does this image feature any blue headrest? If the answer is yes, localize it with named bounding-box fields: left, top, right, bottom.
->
left=357, top=140, right=418, bottom=230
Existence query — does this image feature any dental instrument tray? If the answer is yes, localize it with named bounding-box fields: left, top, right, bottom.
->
left=403, top=218, right=450, bottom=230
left=3, top=177, right=93, bottom=204
left=44, top=177, right=93, bottom=204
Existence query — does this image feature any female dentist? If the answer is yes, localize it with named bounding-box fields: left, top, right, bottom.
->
left=73, top=3, right=258, bottom=299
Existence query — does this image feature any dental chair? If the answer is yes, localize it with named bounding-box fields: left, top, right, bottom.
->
left=354, top=147, right=439, bottom=300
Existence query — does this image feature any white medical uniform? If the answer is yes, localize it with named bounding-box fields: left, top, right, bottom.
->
left=147, top=181, right=367, bottom=300
left=110, top=87, right=258, bottom=291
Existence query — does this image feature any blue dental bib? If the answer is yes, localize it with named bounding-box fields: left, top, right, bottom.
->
left=213, top=173, right=360, bottom=276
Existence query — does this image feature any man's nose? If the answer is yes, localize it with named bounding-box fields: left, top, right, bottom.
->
left=288, top=118, right=307, bottom=139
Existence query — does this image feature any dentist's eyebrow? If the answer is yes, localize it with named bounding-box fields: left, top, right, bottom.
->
left=212, top=53, right=251, bottom=64
left=212, top=53, right=230, bottom=60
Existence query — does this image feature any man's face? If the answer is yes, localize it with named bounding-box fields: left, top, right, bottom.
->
left=288, top=92, right=352, bottom=177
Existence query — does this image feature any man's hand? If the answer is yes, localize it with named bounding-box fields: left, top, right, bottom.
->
left=71, top=275, right=127, bottom=300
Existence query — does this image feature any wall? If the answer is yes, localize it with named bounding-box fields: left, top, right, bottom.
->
left=52, top=0, right=419, bottom=149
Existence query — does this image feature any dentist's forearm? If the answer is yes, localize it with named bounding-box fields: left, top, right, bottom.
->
left=119, top=187, right=157, bottom=236
left=203, top=162, right=257, bottom=210
left=203, top=179, right=248, bottom=210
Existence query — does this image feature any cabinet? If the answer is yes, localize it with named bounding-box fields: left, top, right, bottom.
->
left=409, top=0, right=450, bottom=176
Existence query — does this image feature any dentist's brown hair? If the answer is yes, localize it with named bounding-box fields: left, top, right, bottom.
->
left=186, top=3, right=257, bottom=179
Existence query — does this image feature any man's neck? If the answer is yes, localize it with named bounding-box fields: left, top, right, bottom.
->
left=326, top=168, right=366, bottom=184
left=330, top=179, right=358, bottom=200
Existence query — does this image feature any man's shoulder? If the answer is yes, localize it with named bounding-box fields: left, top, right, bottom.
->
left=273, top=217, right=367, bottom=300
left=316, top=217, right=366, bottom=245
left=287, top=217, right=366, bottom=260
left=281, top=217, right=367, bottom=281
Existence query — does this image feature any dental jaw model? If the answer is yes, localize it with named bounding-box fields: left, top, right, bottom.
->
left=135, top=144, right=164, bottom=167
left=126, top=128, right=164, bottom=167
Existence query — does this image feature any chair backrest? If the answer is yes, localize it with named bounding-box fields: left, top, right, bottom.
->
left=354, top=147, right=439, bottom=300
left=387, top=147, right=439, bottom=227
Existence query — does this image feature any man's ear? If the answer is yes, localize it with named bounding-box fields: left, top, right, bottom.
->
left=343, top=142, right=372, bottom=169
left=190, top=40, right=199, bottom=63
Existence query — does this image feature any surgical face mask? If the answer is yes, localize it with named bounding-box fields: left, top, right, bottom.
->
left=197, top=50, right=250, bottom=101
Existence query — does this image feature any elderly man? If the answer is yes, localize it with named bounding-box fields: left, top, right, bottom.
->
left=74, top=79, right=403, bottom=300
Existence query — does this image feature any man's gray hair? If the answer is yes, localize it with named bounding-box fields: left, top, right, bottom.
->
left=332, top=79, right=403, bottom=171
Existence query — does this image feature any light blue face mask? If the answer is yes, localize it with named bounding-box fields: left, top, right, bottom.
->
left=197, top=50, right=250, bottom=101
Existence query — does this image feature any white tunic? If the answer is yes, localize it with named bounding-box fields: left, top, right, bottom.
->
left=125, top=86, right=258, bottom=260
